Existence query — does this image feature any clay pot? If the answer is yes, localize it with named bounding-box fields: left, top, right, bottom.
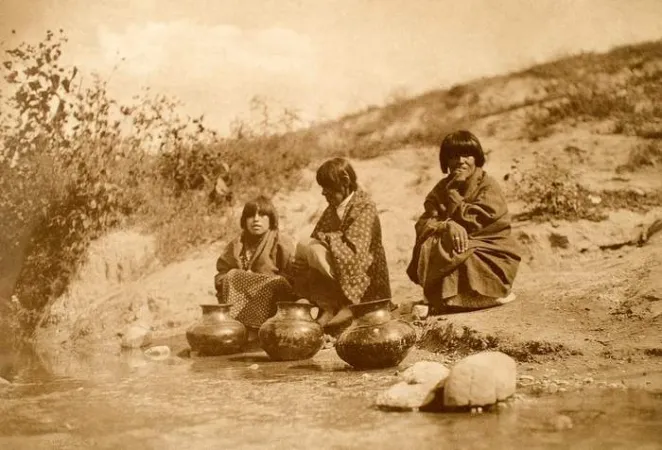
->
left=336, top=299, right=416, bottom=370
left=186, top=304, right=247, bottom=356
left=258, top=302, right=324, bottom=361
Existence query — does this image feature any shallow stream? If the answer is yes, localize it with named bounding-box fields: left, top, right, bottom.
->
left=1, top=338, right=660, bottom=449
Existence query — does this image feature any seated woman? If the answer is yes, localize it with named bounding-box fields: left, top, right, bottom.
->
left=293, top=158, right=391, bottom=329
left=407, top=130, right=521, bottom=313
left=214, top=196, right=296, bottom=338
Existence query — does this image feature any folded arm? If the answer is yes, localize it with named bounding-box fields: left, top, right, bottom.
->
left=445, top=181, right=508, bottom=235
left=314, top=202, right=377, bottom=301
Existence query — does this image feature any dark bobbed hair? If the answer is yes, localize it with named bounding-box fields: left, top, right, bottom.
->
left=439, top=130, right=486, bottom=174
left=315, top=157, right=358, bottom=192
left=240, top=195, right=278, bottom=230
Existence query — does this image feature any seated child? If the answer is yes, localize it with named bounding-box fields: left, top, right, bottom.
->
left=214, top=196, right=296, bottom=338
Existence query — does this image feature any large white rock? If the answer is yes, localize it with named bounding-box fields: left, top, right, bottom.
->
left=443, top=351, right=517, bottom=407
left=401, top=361, right=450, bottom=386
left=375, top=381, right=437, bottom=411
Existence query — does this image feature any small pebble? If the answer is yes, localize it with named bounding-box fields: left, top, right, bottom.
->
left=249, top=364, right=259, bottom=370
left=583, top=377, right=594, bottom=384
left=518, top=375, right=535, bottom=386
left=144, top=346, right=171, bottom=361
left=412, top=305, right=429, bottom=320
left=551, top=414, right=573, bottom=431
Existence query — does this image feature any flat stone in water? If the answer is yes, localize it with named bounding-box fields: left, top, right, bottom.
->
left=375, top=381, right=437, bottom=411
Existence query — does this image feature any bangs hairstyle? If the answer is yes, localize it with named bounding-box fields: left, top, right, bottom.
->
left=439, top=130, right=486, bottom=174
left=240, top=195, right=278, bottom=230
left=316, top=157, right=358, bottom=191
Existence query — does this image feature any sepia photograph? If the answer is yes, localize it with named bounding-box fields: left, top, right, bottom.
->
left=1, top=0, right=661, bottom=448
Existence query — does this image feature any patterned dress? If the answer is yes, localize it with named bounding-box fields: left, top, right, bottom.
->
left=306, top=189, right=392, bottom=310
left=407, top=168, right=521, bottom=310
left=215, top=230, right=296, bottom=328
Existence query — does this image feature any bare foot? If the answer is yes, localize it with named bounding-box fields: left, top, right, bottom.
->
left=412, top=304, right=429, bottom=320
left=316, top=309, right=334, bottom=327
left=323, top=334, right=337, bottom=349
left=246, top=328, right=259, bottom=342
left=326, top=307, right=353, bottom=327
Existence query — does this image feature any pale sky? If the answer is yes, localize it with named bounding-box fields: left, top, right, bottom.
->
left=2, top=0, right=661, bottom=133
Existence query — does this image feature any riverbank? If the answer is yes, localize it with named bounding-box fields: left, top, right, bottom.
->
left=23, top=138, right=662, bottom=395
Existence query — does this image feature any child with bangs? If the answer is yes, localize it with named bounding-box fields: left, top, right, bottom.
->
left=214, top=195, right=296, bottom=339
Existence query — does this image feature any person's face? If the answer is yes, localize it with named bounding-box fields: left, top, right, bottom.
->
left=448, top=154, right=477, bottom=181
left=321, top=184, right=350, bottom=207
left=245, top=212, right=271, bottom=236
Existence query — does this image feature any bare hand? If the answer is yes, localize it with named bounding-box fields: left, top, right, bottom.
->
left=290, top=257, right=308, bottom=277
left=446, top=220, right=468, bottom=253
left=446, top=171, right=462, bottom=191
left=431, top=219, right=448, bottom=235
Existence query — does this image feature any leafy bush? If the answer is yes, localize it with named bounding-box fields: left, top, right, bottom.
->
left=0, top=31, right=323, bottom=337
left=514, top=157, right=606, bottom=222
left=0, top=31, right=215, bottom=324
left=513, top=152, right=662, bottom=222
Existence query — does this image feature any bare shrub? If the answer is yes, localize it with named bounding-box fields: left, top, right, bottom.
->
left=616, top=140, right=662, bottom=173
left=0, top=296, right=40, bottom=350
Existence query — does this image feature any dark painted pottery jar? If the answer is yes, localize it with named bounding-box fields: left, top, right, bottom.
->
left=336, top=299, right=416, bottom=370
left=186, top=304, right=247, bottom=356
left=258, top=302, right=324, bottom=361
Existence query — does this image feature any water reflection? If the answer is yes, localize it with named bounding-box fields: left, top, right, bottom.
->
left=0, top=342, right=661, bottom=449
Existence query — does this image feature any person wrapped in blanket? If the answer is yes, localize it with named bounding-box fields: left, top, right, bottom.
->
left=214, top=195, right=296, bottom=340
left=407, top=130, right=521, bottom=315
left=292, top=158, right=392, bottom=332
